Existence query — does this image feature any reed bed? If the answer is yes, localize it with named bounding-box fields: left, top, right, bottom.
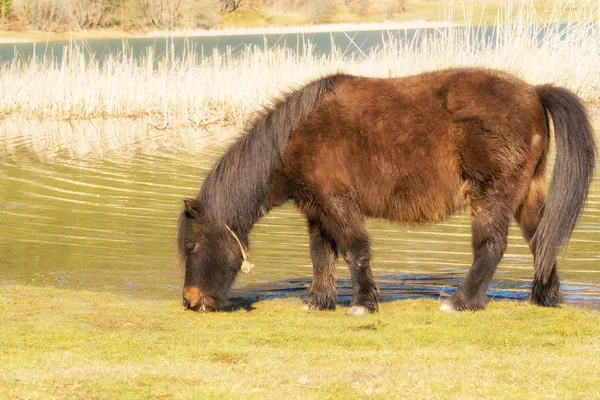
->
left=0, top=2, right=599, bottom=128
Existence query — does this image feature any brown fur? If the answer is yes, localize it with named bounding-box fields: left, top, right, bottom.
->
left=285, top=70, right=546, bottom=224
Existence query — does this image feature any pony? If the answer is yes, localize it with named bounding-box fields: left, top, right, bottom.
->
left=178, top=68, right=596, bottom=314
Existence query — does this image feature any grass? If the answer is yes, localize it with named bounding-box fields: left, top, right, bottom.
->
left=220, top=8, right=308, bottom=29
left=1, top=284, right=599, bottom=398
left=405, top=0, right=598, bottom=25
left=0, top=1, right=599, bottom=128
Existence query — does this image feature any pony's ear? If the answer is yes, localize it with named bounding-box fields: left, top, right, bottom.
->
left=183, top=198, right=203, bottom=219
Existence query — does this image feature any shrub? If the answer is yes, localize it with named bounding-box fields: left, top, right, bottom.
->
left=220, top=0, right=243, bottom=12
left=70, top=0, right=118, bottom=29
left=22, top=0, right=67, bottom=31
left=137, top=0, right=220, bottom=29
left=1, top=0, right=13, bottom=18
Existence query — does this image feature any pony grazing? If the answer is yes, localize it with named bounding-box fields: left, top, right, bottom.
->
left=178, top=68, right=596, bottom=314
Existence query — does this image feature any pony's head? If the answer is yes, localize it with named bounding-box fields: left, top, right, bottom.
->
left=178, top=198, right=244, bottom=311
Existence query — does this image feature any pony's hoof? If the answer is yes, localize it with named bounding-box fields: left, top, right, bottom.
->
left=439, top=301, right=457, bottom=313
left=302, top=300, right=336, bottom=311
left=347, top=306, right=368, bottom=316
left=529, top=283, right=563, bottom=307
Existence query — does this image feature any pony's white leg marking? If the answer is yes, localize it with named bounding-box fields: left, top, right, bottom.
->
left=439, top=300, right=457, bottom=313
left=347, top=306, right=368, bottom=316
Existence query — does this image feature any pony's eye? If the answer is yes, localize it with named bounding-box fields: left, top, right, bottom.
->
left=185, top=243, right=198, bottom=253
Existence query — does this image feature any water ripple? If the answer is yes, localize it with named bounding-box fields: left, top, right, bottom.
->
left=1, top=118, right=599, bottom=308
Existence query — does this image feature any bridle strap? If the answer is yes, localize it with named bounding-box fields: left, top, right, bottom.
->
left=225, top=225, right=254, bottom=274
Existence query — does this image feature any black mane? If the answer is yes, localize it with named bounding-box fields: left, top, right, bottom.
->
left=177, top=74, right=341, bottom=259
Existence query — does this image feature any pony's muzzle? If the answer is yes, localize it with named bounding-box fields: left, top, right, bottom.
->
left=182, top=295, right=192, bottom=309
left=183, top=285, right=219, bottom=312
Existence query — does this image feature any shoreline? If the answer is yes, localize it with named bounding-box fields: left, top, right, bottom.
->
left=146, top=20, right=457, bottom=38
left=0, top=20, right=457, bottom=44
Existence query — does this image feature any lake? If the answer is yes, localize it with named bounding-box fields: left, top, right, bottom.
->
left=1, top=116, right=599, bottom=307
left=0, top=23, right=576, bottom=63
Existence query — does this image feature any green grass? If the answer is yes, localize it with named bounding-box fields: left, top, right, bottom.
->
left=1, top=285, right=599, bottom=399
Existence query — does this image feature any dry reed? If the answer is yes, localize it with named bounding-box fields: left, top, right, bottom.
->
left=0, top=1, right=598, bottom=128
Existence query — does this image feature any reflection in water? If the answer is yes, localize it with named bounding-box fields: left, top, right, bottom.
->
left=1, top=117, right=599, bottom=308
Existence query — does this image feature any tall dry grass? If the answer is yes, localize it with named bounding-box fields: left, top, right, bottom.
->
left=0, top=1, right=598, bottom=128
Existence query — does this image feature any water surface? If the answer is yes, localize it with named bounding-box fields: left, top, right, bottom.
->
left=1, top=117, right=599, bottom=307
left=0, top=23, right=580, bottom=63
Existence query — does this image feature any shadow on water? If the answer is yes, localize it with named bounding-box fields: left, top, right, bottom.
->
left=226, top=273, right=600, bottom=312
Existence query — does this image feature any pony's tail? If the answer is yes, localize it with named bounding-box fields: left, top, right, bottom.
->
left=532, top=85, right=596, bottom=284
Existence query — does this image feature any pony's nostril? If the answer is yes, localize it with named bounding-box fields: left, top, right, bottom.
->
left=182, top=295, right=191, bottom=309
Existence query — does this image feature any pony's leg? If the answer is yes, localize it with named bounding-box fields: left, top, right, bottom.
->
left=514, top=179, right=562, bottom=306
left=441, top=197, right=511, bottom=312
left=304, top=219, right=338, bottom=310
left=343, top=233, right=378, bottom=315
left=318, top=197, right=378, bottom=315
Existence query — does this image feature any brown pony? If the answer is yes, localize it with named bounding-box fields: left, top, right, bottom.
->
left=178, top=68, right=596, bottom=314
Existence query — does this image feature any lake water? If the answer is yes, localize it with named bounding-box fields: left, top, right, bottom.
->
left=1, top=117, right=599, bottom=308
left=1, top=28, right=467, bottom=62
left=0, top=23, right=576, bottom=63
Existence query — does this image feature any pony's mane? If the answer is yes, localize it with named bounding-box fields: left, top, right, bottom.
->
left=177, top=74, right=343, bottom=260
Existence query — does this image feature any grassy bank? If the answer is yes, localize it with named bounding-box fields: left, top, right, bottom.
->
left=1, top=2, right=599, bottom=128
left=1, top=284, right=599, bottom=398
left=0, top=0, right=596, bottom=41
left=220, top=0, right=599, bottom=28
